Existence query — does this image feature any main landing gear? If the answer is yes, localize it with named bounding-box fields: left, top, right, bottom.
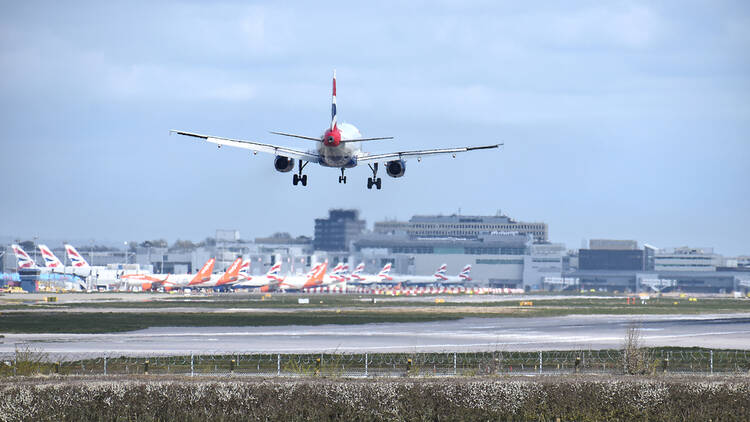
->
left=338, top=168, right=347, bottom=184
left=292, top=160, right=308, bottom=186
left=367, top=163, right=382, bottom=190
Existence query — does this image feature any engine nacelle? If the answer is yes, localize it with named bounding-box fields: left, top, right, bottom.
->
left=274, top=156, right=295, bottom=173
left=386, top=160, right=406, bottom=178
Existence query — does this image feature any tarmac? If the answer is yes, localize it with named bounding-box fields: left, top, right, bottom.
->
left=3, top=313, right=749, bottom=356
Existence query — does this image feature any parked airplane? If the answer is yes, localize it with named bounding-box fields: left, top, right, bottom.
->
left=171, top=71, right=501, bottom=189
left=278, top=261, right=327, bottom=291
left=233, top=262, right=283, bottom=290
left=349, top=262, right=393, bottom=286
left=12, top=244, right=85, bottom=290
left=188, top=257, right=243, bottom=289
left=386, top=264, right=450, bottom=286
left=63, top=244, right=122, bottom=286
left=11, top=244, right=39, bottom=270
left=39, top=245, right=93, bottom=278
left=120, top=258, right=217, bottom=291
left=435, top=265, right=472, bottom=285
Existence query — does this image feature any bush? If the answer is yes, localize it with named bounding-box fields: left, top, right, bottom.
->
left=0, top=376, right=748, bottom=421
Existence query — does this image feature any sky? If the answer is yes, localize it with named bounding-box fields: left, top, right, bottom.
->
left=1, top=1, right=749, bottom=255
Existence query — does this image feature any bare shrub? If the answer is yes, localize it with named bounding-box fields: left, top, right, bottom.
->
left=623, top=322, right=649, bottom=375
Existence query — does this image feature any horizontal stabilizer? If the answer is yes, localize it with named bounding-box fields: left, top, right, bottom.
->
left=340, top=136, right=394, bottom=143
left=269, top=131, right=321, bottom=141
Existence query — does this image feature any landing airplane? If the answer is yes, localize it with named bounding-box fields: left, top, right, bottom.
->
left=171, top=71, right=501, bottom=189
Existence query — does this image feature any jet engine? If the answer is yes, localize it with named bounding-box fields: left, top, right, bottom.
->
left=274, top=156, right=295, bottom=173
left=385, top=160, right=406, bottom=178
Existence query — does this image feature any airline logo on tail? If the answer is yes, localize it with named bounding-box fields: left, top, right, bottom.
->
left=459, top=265, right=472, bottom=281
left=65, top=244, right=89, bottom=268
left=267, top=263, right=282, bottom=281
left=189, top=258, right=216, bottom=286
left=215, top=257, right=243, bottom=286
left=378, top=263, right=393, bottom=281
left=351, top=262, right=366, bottom=280
left=330, top=262, right=348, bottom=282
left=307, top=261, right=327, bottom=286
left=38, top=245, right=63, bottom=268
left=434, top=264, right=448, bottom=281
left=11, top=245, right=36, bottom=269
left=238, top=260, right=251, bottom=280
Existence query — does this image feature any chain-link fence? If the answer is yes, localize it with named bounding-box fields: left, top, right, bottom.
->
left=2, top=348, right=750, bottom=377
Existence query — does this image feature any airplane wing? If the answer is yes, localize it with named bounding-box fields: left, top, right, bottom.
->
left=171, top=130, right=320, bottom=163
left=357, top=143, right=501, bottom=164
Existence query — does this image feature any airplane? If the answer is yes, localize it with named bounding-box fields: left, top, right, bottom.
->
left=171, top=71, right=502, bottom=189
left=434, top=265, right=472, bottom=285
left=322, top=262, right=348, bottom=288
left=120, top=258, right=216, bottom=291
left=233, top=262, right=284, bottom=290
left=386, top=264, right=450, bottom=287
left=39, top=244, right=93, bottom=278
left=348, top=262, right=393, bottom=286
left=278, top=261, right=327, bottom=291
left=63, top=244, right=129, bottom=286
left=188, top=257, right=243, bottom=289
left=12, top=244, right=86, bottom=290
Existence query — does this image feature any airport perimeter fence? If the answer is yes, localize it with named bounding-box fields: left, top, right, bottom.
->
left=2, top=348, right=750, bottom=378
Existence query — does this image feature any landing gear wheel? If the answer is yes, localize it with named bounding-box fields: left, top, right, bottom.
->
left=339, top=169, right=347, bottom=184
left=376, top=178, right=382, bottom=190
left=301, top=174, right=307, bottom=186
left=367, top=163, right=380, bottom=190
left=367, top=177, right=373, bottom=189
left=294, top=160, right=308, bottom=187
left=293, top=174, right=299, bottom=186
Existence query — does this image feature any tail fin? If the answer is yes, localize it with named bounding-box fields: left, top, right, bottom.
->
left=310, top=260, right=328, bottom=284
left=188, top=258, right=215, bottom=286
left=64, top=244, right=90, bottom=268
left=331, top=70, right=337, bottom=130
left=11, top=244, right=37, bottom=269
left=216, top=257, right=243, bottom=286
left=352, top=262, right=365, bottom=276
left=38, top=245, right=63, bottom=269
left=434, top=264, right=448, bottom=281
left=266, top=263, right=282, bottom=280
left=238, top=260, right=251, bottom=280
left=459, top=264, right=472, bottom=281
left=378, top=263, right=393, bottom=281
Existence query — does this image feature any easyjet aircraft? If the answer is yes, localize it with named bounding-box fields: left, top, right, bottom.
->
left=171, top=71, right=501, bottom=189
left=278, top=261, right=327, bottom=291
left=119, top=257, right=216, bottom=291
left=189, top=257, right=243, bottom=289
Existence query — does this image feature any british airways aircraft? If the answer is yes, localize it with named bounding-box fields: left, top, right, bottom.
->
left=172, top=71, right=501, bottom=189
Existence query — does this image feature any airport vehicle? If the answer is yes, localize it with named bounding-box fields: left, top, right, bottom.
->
left=171, top=71, right=501, bottom=189
left=278, top=261, right=327, bottom=291
left=348, top=262, right=393, bottom=286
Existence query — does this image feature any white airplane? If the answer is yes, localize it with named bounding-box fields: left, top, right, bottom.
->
left=38, top=244, right=93, bottom=279
left=12, top=244, right=85, bottom=290
left=171, top=71, right=501, bottom=189
left=233, top=261, right=284, bottom=291
left=386, top=264, right=451, bottom=287
left=63, top=244, right=122, bottom=285
left=434, top=265, right=472, bottom=285
left=348, top=262, right=393, bottom=286
left=278, top=261, right=327, bottom=291
left=321, top=262, right=348, bottom=289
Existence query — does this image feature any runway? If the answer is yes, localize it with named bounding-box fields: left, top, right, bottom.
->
left=3, top=313, right=749, bottom=356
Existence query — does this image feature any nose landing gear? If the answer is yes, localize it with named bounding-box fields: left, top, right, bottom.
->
left=367, top=163, right=382, bottom=190
left=338, top=168, right=347, bottom=184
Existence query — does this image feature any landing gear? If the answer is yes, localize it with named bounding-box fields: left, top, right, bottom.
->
left=293, top=161, right=308, bottom=186
left=367, top=163, right=382, bottom=190
left=338, top=168, right=347, bottom=184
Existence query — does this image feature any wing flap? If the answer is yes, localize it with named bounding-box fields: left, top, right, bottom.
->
left=171, top=130, right=319, bottom=162
left=357, top=143, right=501, bottom=164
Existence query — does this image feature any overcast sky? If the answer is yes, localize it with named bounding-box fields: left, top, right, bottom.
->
left=1, top=1, right=748, bottom=255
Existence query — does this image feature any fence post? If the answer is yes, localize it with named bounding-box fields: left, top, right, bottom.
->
left=710, top=350, right=714, bottom=374
left=104, top=357, right=107, bottom=376
left=365, top=353, right=368, bottom=378
left=190, top=353, right=194, bottom=377
left=539, top=351, right=542, bottom=374
left=453, top=353, right=457, bottom=376
left=144, top=360, right=149, bottom=375
left=230, top=359, right=235, bottom=375
left=277, top=354, right=281, bottom=376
